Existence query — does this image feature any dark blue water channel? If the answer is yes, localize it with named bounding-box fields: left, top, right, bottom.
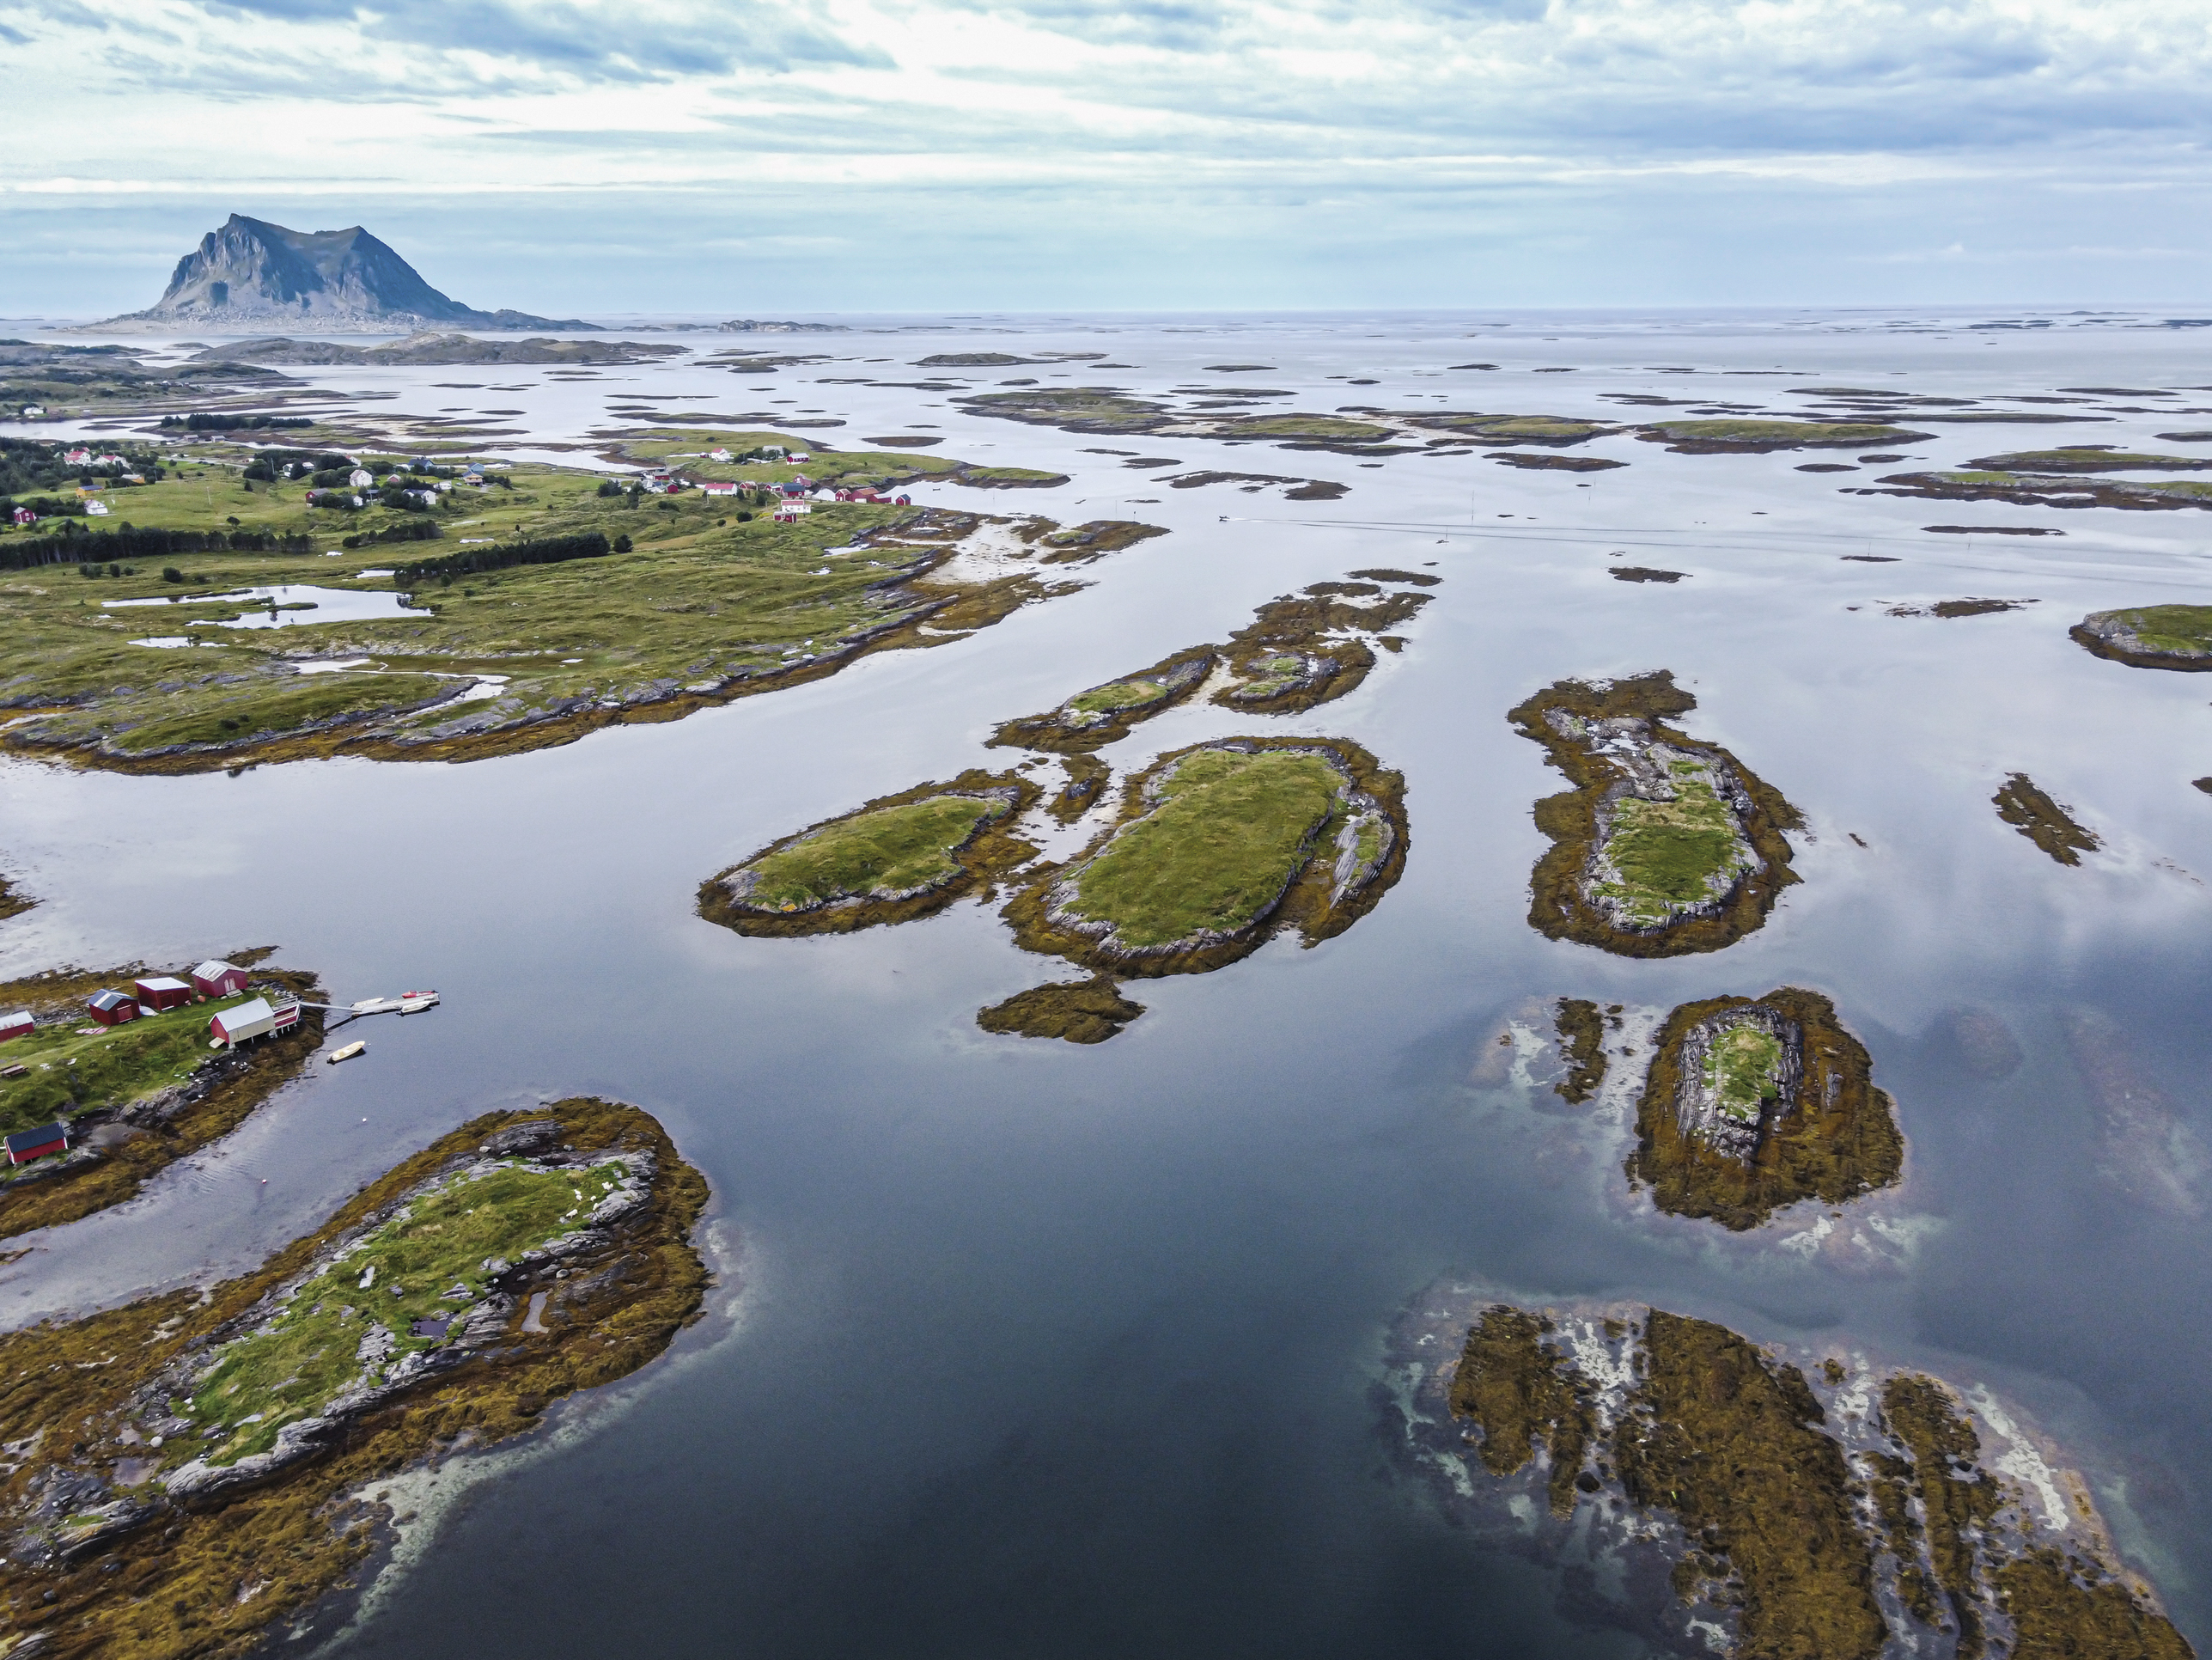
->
left=4, top=311, right=2210, bottom=1656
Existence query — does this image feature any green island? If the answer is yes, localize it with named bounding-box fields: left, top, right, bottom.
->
left=955, top=387, right=1393, bottom=447
left=2072, top=604, right=2212, bottom=670
left=1508, top=673, right=1803, bottom=957
left=1636, top=418, right=1934, bottom=453
left=974, top=976, right=1149, bottom=1045
left=1994, top=773, right=2101, bottom=865
left=1965, top=449, right=2212, bottom=473
left=1551, top=997, right=1610, bottom=1103
left=1873, top=470, right=2212, bottom=511
left=1628, top=986, right=1904, bottom=1230
left=0, top=954, right=324, bottom=1239
left=0, top=433, right=1165, bottom=772
left=988, top=648, right=1216, bottom=752
left=0, top=873, right=30, bottom=922
left=1001, top=736, right=1407, bottom=978
left=0, top=1097, right=709, bottom=1659
left=1393, top=1297, right=2192, bottom=1660
left=698, top=770, right=1043, bottom=937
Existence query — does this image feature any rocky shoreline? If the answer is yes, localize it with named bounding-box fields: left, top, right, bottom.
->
left=1384, top=1289, right=2192, bottom=1660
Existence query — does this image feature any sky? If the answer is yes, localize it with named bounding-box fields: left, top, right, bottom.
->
left=3, top=0, right=2212, bottom=316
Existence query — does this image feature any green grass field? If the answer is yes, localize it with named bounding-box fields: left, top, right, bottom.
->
left=0, top=992, right=263, bottom=1143
left=1067, top=748, right=1342, bottom=949
left=1593, top=761, right=1752, bottom=924
left=185, top=1158, right=628, bottom=1466
left=737, top=794, right=1009, bottom=909
left=1704, top=1022, right=1784, bottom=1124
left=1647, top=419, right=1925, bottom=447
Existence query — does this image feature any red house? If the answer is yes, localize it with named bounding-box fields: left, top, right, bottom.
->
left=4, top=1123, right=66, bottom=1167
left=0, top=1010, right=31, bottom=1044
left=190, top=959, right=250, bottom=998
left=87, top=989, right=140, bottom=1027
left=134, top=976, right=192, bottom=1012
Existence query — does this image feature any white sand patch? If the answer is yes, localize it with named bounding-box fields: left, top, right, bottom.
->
left=929, top=521, right=1048, bottom=587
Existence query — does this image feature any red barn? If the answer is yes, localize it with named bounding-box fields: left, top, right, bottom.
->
left=0, top=1010, right=31, bottom=1044
left=189, top=959, right=250, bottom=998
left=134, top=976, right=192, bottom=1012
left=86, top=989, right=140, bottom=1027
left=4, top=1123, right=66, bottom=1166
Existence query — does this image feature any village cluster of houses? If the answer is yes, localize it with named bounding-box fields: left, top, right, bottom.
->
left=6, top=449, right=150, bottom=526
left=635, top=455, right=913, bottom=527
left=1, top=959, right=299, bottom=1169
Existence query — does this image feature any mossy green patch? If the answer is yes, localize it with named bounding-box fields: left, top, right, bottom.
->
left=1593, top=762, right=1755, bottom=925
left=1706, top=1022, right=1783, bottom=1124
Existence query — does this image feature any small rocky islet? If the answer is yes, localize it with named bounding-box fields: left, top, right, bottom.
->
left=1627, top=986, right=1904, bottom=1230
left=697, top=770, right=1043, bottom=937
left=1387, top=1295, right=2195, bottom=1660
left=0, top=1098, right=710, bottom=1659
left=2071, top=603, right=2212, bottom=671
left=1509, top=672, right=1802, bottom=957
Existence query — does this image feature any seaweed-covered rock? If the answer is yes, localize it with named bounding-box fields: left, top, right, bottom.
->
left=1628, top=986, right=1903, bottom=1230
left=1390, top=1293, right=2196, bottom=1660
left=989, top=649, right=1216, bottom=753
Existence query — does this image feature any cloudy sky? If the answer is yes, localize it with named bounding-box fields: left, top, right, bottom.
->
left=4, top=0, right=2210, bottom=315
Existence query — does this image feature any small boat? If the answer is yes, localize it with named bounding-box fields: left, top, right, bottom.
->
left=397, top=991, right=439, bottom=1014
left=327, top=1041, right=367, bottom=1065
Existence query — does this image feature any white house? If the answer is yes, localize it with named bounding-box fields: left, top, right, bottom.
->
left=209, top=997, right=301, bottom=1049
left=63, top=448, right=91, bottom=465
left=85, top=500, right=110, bottom=516
left=810, top=487, right=838, bottom=503
left=709, top=449, right=734, bottom=462
left=701, top=481, right=740, bottom=497
left=348, top=467, right=374, bottom=490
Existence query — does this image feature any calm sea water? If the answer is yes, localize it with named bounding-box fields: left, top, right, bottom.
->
left=3, top=308, right=2209, bottom=1657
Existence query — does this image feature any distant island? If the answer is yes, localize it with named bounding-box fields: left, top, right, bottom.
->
left=89, top=214, right=598, bottom=334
